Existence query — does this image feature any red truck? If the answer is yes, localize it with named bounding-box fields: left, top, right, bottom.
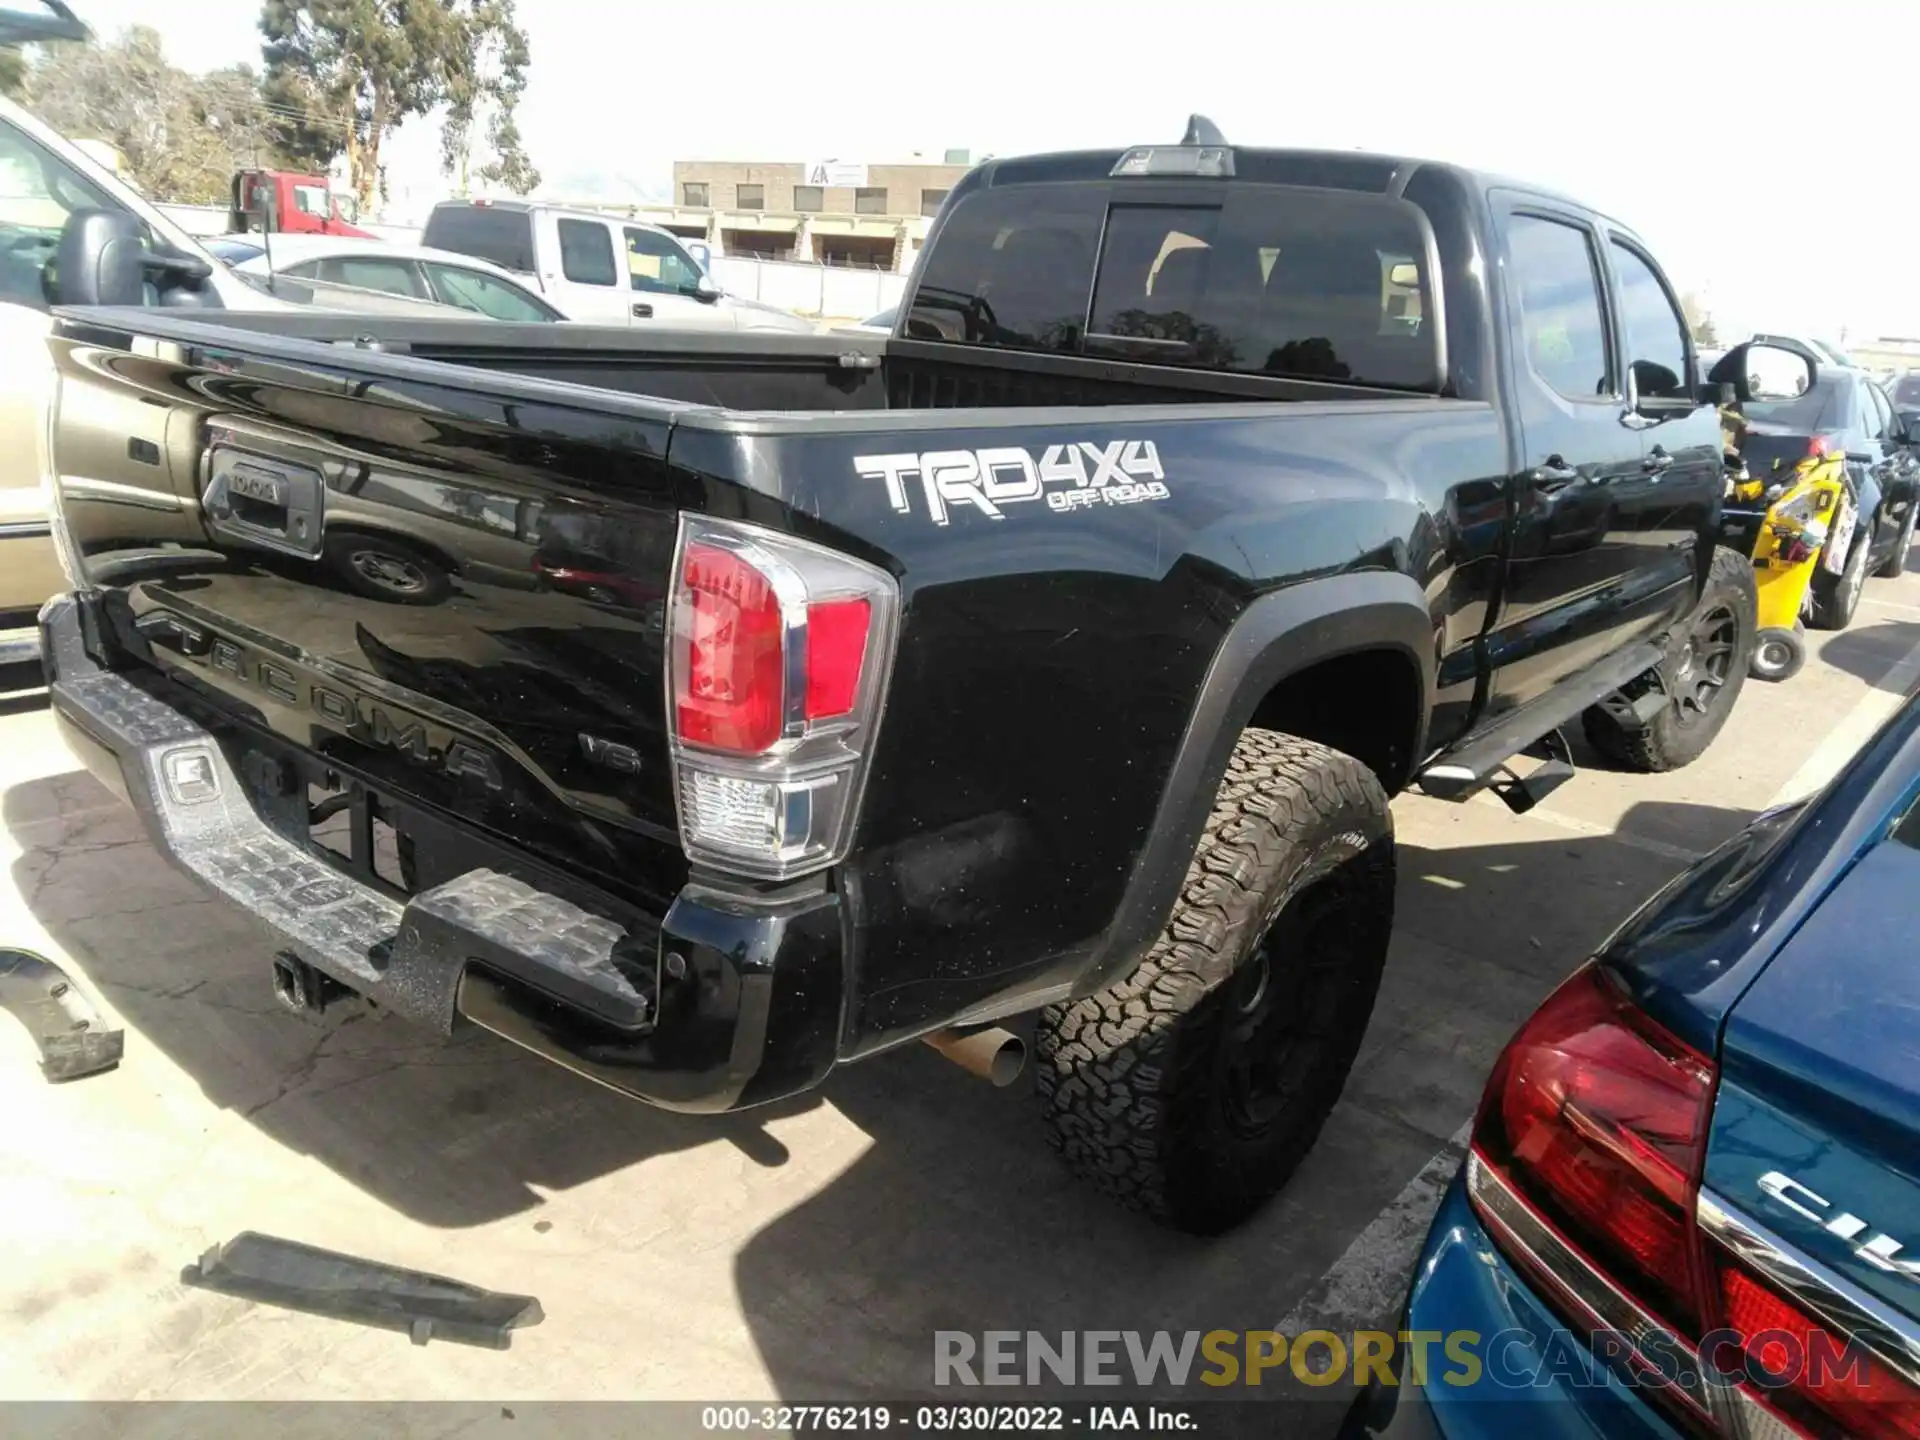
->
left=228, top=169, right=373, bottom=238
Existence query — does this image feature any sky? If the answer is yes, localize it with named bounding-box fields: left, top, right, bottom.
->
left=66, top=0, right=1920, bottom=345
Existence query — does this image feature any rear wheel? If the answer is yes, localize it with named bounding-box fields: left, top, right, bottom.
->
left=1809, top=526, right=1871, bottom=631
left=1583, top=545, right=1755, bottom=772
left=1034, top=729, right=1395, bottom=1235
left=1749, top=624, right=1805, bottom=683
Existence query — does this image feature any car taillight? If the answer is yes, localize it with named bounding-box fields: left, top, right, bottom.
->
left=1714, top=1261, right=1920, bottom=1440
left=1472, top=963, right=1920, bottom=1438
left=667, top=516, right=898, bottom=880
left=1473, top=961, right=1716, bottom=1332
left=1807, top=436, right=1830, bottom=458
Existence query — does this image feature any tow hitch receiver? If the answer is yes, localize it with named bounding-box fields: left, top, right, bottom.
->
left=0, top=947, right=124, bottom=1082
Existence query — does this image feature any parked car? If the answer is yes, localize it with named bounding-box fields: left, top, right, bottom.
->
left=1350, top=688, right=1920, bottom=1440
left=0, top=4, right=338, bottom=674
left=1751, top=331, right=1860, bottom=369
left=420, top=199, right=815, bottom=333
left=0, top=13, right=507, bottom=682
left=212, top=235, right=565, bottom=322
left=1726, top=363, right=1920, bottom=617
left=1887, top=369, right=1920, bottom=432
left=42, top=117, right=1774, bottom=1233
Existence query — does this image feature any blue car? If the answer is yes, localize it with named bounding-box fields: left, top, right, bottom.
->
left=1349, top=691, right=1920, bottom=1440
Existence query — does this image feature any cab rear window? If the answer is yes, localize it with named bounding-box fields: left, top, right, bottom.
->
left=420, top=205, right=536, bottom=275
left=905, top=181, right=1441, bottom=390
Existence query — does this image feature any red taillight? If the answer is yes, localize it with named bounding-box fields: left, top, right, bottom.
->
left=1473, top=962, right=1716, bottom=1330
left=1807, top=436, right=1830, bottom=458
left=675, top=541, right=786, bottom=754
left=666, top=518, right=898, bottom=880
left=1717, top=1262, right=1920, bottom=1440
left=804, top=597, right=871, bottom=721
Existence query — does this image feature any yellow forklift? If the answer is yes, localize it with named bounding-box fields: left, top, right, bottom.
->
left=1720, top=421, right=1854, bottom=683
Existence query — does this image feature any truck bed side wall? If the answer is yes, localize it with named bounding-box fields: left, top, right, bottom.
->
left=670, top=399, right=1508, bottom=1053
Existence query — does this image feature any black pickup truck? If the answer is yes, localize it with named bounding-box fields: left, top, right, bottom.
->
left=36, top=120, right=1801, bottom=1234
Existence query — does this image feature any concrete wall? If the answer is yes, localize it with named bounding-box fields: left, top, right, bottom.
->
left=713, top=254, right=906, bottom=322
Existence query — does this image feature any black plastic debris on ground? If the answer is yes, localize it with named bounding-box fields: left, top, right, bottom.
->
left=182, top=1232, right=544, bottom=1349
left=0, top=947, right=124, bottom=1082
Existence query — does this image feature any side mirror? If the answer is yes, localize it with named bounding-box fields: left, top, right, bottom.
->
left=46, top=208, right=146, bottom=306
left=693, top=273, right=722, bottom=303
left=1710, top=339, right=1817, bottom=404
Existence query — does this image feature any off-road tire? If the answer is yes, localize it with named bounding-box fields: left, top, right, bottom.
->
left=1033, top=730, right=1395, bottom=1235
left=1877, top=502, right=1917, bottom=579
left=1810, top=525, right=1871, bottom=631
left=1583, top=545, right=1756, bottom=772
left=1749, top=624, right=1806, bottom=683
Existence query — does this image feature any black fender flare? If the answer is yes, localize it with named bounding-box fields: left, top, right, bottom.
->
left=1073, top=569, right=1434, bottom=997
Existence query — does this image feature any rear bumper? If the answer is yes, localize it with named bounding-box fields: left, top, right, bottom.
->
left=40, top=593, right=845, bottom=1114
left=1341, top=1179, right=1686, bottom=1440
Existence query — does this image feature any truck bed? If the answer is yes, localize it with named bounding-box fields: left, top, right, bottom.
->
left=45, top=306, right=1500, bottom=1061
left=58, top=308, right=1452, bottom=414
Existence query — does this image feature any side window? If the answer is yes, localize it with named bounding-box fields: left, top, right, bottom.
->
left=425, top=263, right=555, bottom=322
left=558, top=219, right=618, bottom=286
left=1866, top=382, right=1895, bottom=443
left=0, top=116, right=135, bottom=311
left=316, top=257, right=427, bottom=298
left=904, top=182, right=1106, bottom=350
left=623, top=228, right=701, bottom=296
left=1505, top=215, right=1611, bottom=401
left=282, top=260, right=321, bottom=280
left=1609, top=240, right=1690, bottom=402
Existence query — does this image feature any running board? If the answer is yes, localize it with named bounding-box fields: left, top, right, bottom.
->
left=1416, top=640, right=1666, bottom=805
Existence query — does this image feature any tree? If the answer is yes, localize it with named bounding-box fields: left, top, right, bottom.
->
left=0, top=47, right=27, bottom=99
left=440, top=0, right=537, bottom=196
left=1680, top=291, right=1717, bottom=347
left=25, top=29, right=293, bottom=203
left=260, top=0, right=536, bottom=209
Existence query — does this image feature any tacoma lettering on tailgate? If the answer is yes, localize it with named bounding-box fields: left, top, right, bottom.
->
left=854, top=440, right=1168, bottom=525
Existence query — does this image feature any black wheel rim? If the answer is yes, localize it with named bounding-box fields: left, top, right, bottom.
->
left=1220, top=887, right=1344, bottom=1136
left=1671, top=599, right=1739, bottom=726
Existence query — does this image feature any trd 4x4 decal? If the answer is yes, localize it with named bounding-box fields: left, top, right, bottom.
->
left=854, top=440, right=1169, bottom=525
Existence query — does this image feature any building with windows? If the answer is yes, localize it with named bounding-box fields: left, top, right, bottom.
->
left=636, top=153, right=974, bottom=273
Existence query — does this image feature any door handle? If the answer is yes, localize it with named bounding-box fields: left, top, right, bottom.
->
left=1643, top=446, right=1674, bottom=475
left=632, top=302, right=653, bottom=319
left=1529, top=458, right=1580, bottom=492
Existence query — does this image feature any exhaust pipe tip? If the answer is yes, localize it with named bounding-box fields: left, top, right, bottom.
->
left=924, top=1026, right=1027, bottom=1087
